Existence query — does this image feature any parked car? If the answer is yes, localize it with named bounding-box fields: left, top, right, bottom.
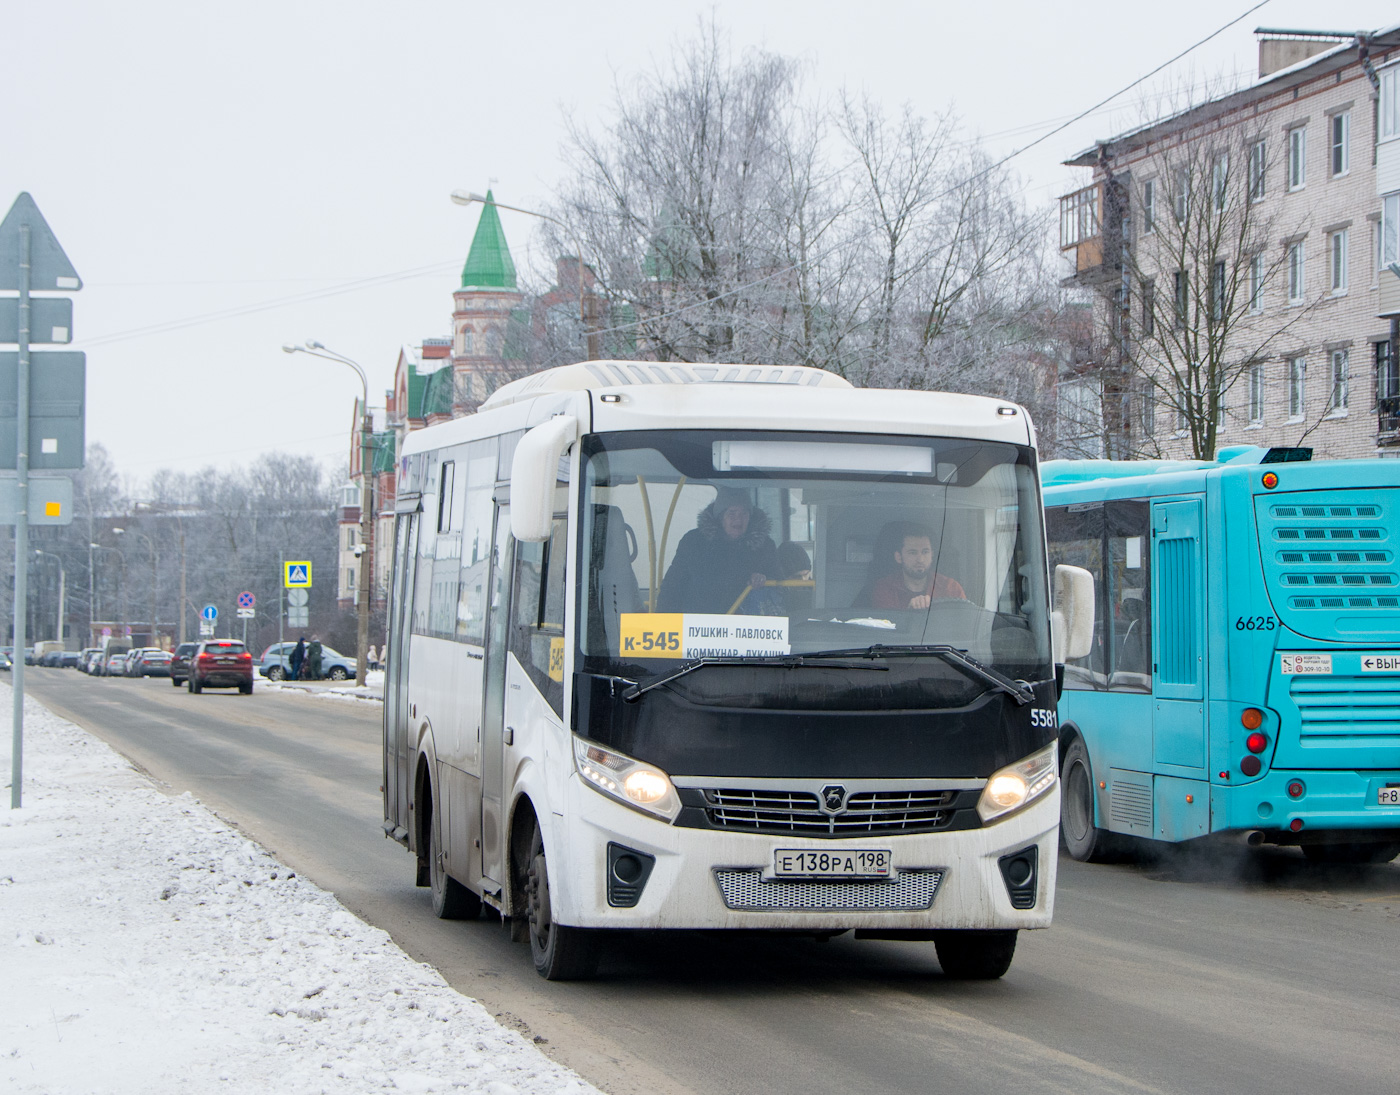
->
left=104, top=653, right=126, bottom=675
left=257, top=641, right=356, bottom=681
left=135, top=649, right=172, bottom=677
left=169, top=642, right=198, bottom=687
left=59, top=650, right=80, bottom=668
left=0, top=652, right=11, bottom=671
left=188, top=639, right=254, bottom=694
left=122, top=649, right=147, bottom=677
left=42, top=650, right=64, bottom=667
left=78, top=648, right=101, bottom=673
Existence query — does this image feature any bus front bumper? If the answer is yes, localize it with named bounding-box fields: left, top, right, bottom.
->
left=552, top=777, right=1059, bottom=932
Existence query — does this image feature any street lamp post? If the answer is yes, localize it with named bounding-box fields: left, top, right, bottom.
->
left=33, top=550, right=65, bottom=646
left=449, top=191, right=596, bottom=359
left=113, top=527, right=157, bottom=647
left=282, top=340, right=373, bottom=688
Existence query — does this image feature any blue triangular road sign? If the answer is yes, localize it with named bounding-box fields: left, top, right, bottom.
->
left=0, top=193, right=82, bottom=292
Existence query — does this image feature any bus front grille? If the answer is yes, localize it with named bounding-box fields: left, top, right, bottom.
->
left=714, top=868, right=944, bottom=910
left=701, top=788, right=956, bottom=837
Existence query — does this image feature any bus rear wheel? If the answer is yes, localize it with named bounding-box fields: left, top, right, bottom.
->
left=526, top=826, right=599, bottom=981
left=1061, top=737, right=1125, bottom=863
left=428, top=797, right=480, bottom=920
left=1302, top=842, right=1400, bottom=865
left=934, top=930, right=1017, bottom=979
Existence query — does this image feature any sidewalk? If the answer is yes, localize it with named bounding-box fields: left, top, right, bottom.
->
left=0, top=685, right=601, bottom=1095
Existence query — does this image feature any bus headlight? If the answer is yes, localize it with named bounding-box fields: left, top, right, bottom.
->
left=574, top=737, right=681, bottom=822
left=977, top=744, right=1058, bottom=824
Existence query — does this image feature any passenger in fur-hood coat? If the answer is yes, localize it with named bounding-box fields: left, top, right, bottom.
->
left=658, top=487, right=779, bottom=615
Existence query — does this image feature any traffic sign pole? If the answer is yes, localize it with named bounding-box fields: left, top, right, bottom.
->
left=11, top=224, right=29, bottom=809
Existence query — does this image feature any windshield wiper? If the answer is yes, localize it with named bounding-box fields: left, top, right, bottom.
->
left=792, top=644, right=1035, bottom=707
left=621, top=654, right=888, bottom=702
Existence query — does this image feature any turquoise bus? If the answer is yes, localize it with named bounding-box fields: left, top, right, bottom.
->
left=1042, top=446, right=1400, bottom=864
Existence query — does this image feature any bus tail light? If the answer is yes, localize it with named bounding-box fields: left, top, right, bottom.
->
left=1245, top=732, right=1268, bottom=753
left=574, top=737, right=681, bottom=822
left=977, top=744, right=1057, bottom=823
left=1287, top=780, right=1305, bottom=799
left=1240, top=756, right=1262, bottom=777
left=1241, top=708, right=1264, bottom=730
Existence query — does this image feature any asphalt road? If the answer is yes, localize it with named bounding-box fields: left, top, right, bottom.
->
left=24, top=666, right=1400, bottom=1095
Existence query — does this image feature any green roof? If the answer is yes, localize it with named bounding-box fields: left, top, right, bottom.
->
left=421, top=365, right=455, bottom=417
left=460, top=190, right=517, bottom=290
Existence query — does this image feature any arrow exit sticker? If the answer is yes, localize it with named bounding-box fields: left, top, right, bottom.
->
left=1361, top=655, right=1400, bottom=673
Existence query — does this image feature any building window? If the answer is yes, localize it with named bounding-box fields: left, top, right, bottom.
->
left=1173, top=167, right=1190, bottom=222
left=347, top=528, right=356, bottom=549
left=1330, top=229, right=1348, bottom=294
left=1330, top=112, right=1350, bottom=176
left=1378, top=341, right=1398, bottom=401
left=1173, top=270, right=1188, bottom=326
left=1142, top=179, right=1155, bottom=235
left=1210, top=260, right=1226, bottom=320
left=347, top=567, right=356, bottom=592
left=1384, top=193, right=1400, bottom=268
left=1287, top=127, right=1306, bottom=191
left=1249, top=139, right=1267, bottom=202
left=1140, top=382, right=1156, bottom=437
left=1141, top=277, right=1155, bottom=336
left=1248, top=364, right=1265, bottom=425
left=1382, top=66, right=1400, bottom=142
left=1288, top=242, right=1305, bottom=304
left=1329, top=349, right=1349, bottom=412
left=1288, top=356, right=1306, bottom=420
left=1212, top=155, right=1229, bottom=213
left=1249, top=253, right=1264, bottom=313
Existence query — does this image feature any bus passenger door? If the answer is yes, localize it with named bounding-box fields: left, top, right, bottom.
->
left=479, top=502, right=514, bottom=891
left=1151, top=499, right=1206, bottom=773
left=384, top=510, right=419, bottom=839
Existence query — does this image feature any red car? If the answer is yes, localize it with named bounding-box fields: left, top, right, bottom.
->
left=188, top=640, right=254, bottom=695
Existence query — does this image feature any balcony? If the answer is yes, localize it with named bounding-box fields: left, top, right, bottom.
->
left=1059, top=176, right=1128, bottom=288
left=1380, top=395, right=1400, bottom=447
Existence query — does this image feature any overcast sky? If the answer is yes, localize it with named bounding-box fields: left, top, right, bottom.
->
left=6, top=0, right=1397, bottom=485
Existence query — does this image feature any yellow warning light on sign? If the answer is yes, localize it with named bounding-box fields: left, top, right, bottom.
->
left=44, top=502, right=61, bottom=517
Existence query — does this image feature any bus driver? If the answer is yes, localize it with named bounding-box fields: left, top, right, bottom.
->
left=870, top=525, right=966, bottom=610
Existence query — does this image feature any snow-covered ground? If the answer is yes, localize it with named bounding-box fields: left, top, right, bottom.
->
left=0, top=685, right=602, bottom=1095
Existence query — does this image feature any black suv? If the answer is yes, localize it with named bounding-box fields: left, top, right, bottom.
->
left=188, top=640, right=254, bottom=695
left=169, top=642, right=198, bottom=688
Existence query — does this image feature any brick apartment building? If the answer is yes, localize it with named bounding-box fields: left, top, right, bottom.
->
left=1058, top=25, right=1400, bottom=460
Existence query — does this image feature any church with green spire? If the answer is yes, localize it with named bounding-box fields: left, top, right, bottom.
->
left=450, top=190, right=527, bottom=414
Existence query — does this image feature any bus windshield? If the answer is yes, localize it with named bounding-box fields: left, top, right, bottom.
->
left=578, top=429, right=1052, bottom=685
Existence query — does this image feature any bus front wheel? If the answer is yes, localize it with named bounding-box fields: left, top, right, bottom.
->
left=1061, top=737, right=1126, bottom=863
left=1302, top=842, right=1400, bottom=865
left=934, top=930, right=1017, bottom=979
left=526, top=826, right=600, bottom=981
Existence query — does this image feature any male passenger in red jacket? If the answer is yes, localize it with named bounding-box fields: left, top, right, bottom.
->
left=870, top=526, right=966, bottom=610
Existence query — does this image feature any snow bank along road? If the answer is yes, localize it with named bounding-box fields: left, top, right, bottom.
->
left=1, top=683, right=599, bottom=1095
left=20, top=667, right=1400, bottom=1095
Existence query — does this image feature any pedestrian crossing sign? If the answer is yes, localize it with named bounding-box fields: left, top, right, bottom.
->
left=284, top=561, right=312, bottom=588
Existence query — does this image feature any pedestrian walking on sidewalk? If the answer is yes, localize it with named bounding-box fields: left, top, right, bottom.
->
left=289, top=636, right=306, bottom=681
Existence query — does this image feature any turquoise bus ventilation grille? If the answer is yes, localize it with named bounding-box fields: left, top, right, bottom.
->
left=1158, top=538, right=1198, bottom=684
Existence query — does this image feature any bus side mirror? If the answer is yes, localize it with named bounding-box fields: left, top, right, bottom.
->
left=1051, top=564, right=1095, bottom=663
left=510, top=415, right=577, bottom=542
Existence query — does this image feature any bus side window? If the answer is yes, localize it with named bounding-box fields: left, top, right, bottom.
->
left=1105, top=501, right=1151, bottom=691
left=1044, top=504, right=1108, bottom=689
left=456, top=439, right=498, bottom=645
left=510, top=518, right=567, bottom=716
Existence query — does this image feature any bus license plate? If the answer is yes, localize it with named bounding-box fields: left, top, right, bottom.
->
left=773, top=849, right=891, bottom=878
left=1379, top=787, right=1400, bottom=806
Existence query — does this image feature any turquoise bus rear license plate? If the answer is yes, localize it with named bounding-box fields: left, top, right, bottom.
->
left=773, top=849, right=891, bottom=878
left=1379, top=787, right=1400, bottom=806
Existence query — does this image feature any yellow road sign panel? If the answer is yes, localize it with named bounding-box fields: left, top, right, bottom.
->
left=284, top=560, right=312, bottom=588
